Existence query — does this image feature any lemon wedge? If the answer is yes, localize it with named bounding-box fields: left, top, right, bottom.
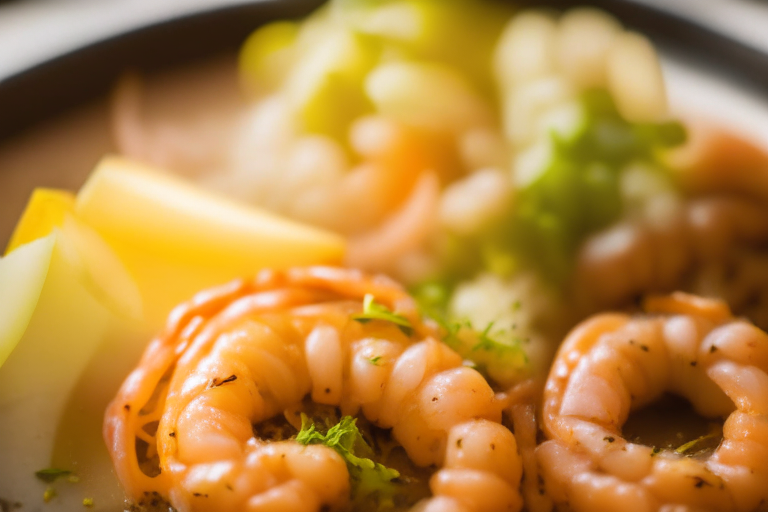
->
left=75, top=156, right=346, bottom=325
left=5, top=188, right=75, bottom=255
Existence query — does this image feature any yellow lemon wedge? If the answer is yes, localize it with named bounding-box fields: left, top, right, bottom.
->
left=0, top=232, right=144, bottom=507
left=5, top=187, right=143, bottom=323
left=0, top=156, right=346, bottom=506
left=5, top=188, right=75, bottom=255
left=75, top=156, right=346, bottom=326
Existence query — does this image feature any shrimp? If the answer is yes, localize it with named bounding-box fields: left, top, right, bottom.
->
left=573, top=126, right=768, bottom=323
left=105, top=267, right=521, bottom=512
left=573, top=197, right=768, bottom=330
left=666, top=125, right=768, bottom=204
left=345, top=171, right=440, bottom=276
left=289, top=116, right=451, bottom=237
left=538, top=292, right=768, bottom=512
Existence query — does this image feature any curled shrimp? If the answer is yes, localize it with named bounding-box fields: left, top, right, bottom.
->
left=288, top=115, right=453, bottom=238
left=105, top=267, right=521, bottom=512
left=538, top=292, right=768, bottom=512
left=574, top=127, right=768, bottom=325
left=574, top=197, right=768, bottom=329
left=667, top=125, right=768, bottom=204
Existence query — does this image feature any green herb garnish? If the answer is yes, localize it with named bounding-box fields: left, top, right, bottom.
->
left=410, top=281, right=528, bottom=387
left=352, top=294, right=413, bottom=335
left=436, top=89, right=687, bottom=285
left=297, top=414, right=400, bottom=510
left=368, top=356, right=383, bottom=366
left=675, top=425, right=722, bottom=455
left=35, top=468, right=72, bottom=483
left=471, top=321, right=499, bottom=351
left=43, top=487, right=56, bottom=503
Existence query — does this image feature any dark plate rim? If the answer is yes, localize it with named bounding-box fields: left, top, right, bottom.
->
left=0, top=0, right=766, bottom=143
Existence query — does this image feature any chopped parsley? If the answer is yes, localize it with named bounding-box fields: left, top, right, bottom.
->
left=675, top=425, right=722, bottom=455
left=435, top=89, right=687, bottom=285
left=368, top=356, right=383, bottom=366
left=410, top=281, right=528, bottom=387
left=352, top=294, right=413, bottom=336
left=297, top=414, right=400, bottom=510
left=34, top=468, right=72, bottom=484
left=471, top=321, right=499, bottom=351
left=43, top=488, right=56, bottom=503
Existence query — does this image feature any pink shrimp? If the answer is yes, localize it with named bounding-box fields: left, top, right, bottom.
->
left=345, top=171, right=440, bottom=275
left=538, top=292, right=768, bottom=512
left=573, top=197, right=768, bottom=330
left=667, top=125, right=768, bottom=203
left=105, top=267, right=521, bottom=512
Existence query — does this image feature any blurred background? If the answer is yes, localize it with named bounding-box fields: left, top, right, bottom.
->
left=1, top=0, right=767, bottom=83
left=1, top=0, right=768, bottom=248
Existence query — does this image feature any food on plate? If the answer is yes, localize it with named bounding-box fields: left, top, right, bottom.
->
left=0, top=158, right=345, bottom=510
left=0, top=231, right=139, bottom=506
left=3, top=0, right=768, bottom=511
left=538, top=292, right=768, bottom=512
left=112, top=1, right=694, bottom=380
left=104, top=267, right=521, bottom=512
left=76, top=156, right=345, bottom=326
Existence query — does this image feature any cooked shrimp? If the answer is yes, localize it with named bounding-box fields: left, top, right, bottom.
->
left=285, top=115, right=449, bottom=236
left=538, top=292, right=768, bottom=512
left=667, top=125, right=768, bottom=203
left=507, top=380, right=553, bottom=512
left=105, top=267, right=520, bottom=512
left=417, top=419, right=523, bottom=512
left=574, top=197, right=768, bottom=329
left=345, top=171, right=440, bottom=276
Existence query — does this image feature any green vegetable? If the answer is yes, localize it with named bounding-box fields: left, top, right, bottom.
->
left=238, top=0, right=510, bottom=144
left=506, top=90, right=685, bottom=282
left=333, top=0, right=511, bottom=99
left=410, top=282, right=527, bottom=386
left=34, top=468, right=72, bottom=483
left=352, top=294, right=413, bottom=335
left=675, top=424, right=722, bottom=455
left=286, top=29, right=379, bottom=140
left=43, top=487, right=56, bottom=503
left=297, top=415, right=400, bottom=510
left=442, top=89, right=687, bottom=284
left=239, top=21, right=300, bottom=93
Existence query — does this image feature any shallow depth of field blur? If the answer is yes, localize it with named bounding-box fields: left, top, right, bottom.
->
left=2, top=0, right=768, bottom=382
left=4, top=1, right=768, bottom=511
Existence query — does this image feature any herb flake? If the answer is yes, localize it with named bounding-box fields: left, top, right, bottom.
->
left=675, top=428, right=721, bottom=455
left=35, top=468, right=72, bottom=484
left=352, top=294, right=413, bottom=336
left=297, top=414, right=400, bottom=510
left=43, top=488, right=56, bottom=503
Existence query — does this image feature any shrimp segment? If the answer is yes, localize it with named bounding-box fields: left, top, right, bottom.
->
left=105, top=267, right=521, bottom=512
left=539, top=292, right=768, bottom=512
